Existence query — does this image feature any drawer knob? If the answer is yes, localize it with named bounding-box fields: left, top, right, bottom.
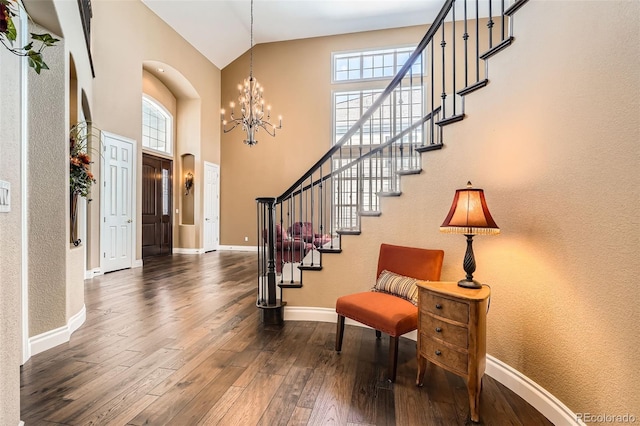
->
left=435, top=350, right=442, bottom=356
left=435, top=327, right=442, bottom=333
left=435, top=303, right=442, bottom=309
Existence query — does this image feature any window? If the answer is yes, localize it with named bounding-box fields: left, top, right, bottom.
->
left=332, top=47, right=422, bottom=83
left=331, top=46, right=425, bottom=229
left=142, top=96, right=173, bottom=155
left=334, top=87, right=423, bottom=146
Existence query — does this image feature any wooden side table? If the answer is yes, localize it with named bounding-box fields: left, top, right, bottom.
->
left=416, top=281, right=491, bottom=423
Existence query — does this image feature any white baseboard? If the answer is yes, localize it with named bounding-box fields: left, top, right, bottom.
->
left=84, top=267, right=102, bottom=279
left=173, top=248, right=205, bottom=254
left=28, top=305, right=86, bottom=357
left=19, top=421, right=24, bottom=426
left=485, top=355, right=584, bottom=425
left=218, top=245, right=258, bottom=252
left=283, top=306, right=578, bottom=425
left=132, top=259, right=143, bottom=268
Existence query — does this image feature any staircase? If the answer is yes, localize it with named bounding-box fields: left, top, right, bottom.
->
left=256, top=0, right=529, bottom=320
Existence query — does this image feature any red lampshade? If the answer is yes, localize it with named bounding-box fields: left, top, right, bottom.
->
left=440, top=181, right=500, bottom=236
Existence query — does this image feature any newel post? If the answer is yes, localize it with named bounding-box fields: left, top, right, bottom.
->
left=256, top=197, right=285, bottom=325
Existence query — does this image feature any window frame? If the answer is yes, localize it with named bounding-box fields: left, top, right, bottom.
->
left=142, top=94, right=174, bottom=157
left=331, top=45, right=423, bottom=85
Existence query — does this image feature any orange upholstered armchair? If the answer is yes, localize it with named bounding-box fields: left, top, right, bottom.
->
left=335, top=243, right=444, bottom=382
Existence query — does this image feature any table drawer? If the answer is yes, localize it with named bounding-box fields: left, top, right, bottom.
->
left=421, top=316, right=468, bottom=349
left=421, top=290, right=469, bottom=324
left=421, top=336, right=468, bottom=374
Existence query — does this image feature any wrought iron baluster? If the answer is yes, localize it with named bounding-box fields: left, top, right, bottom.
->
left=463, top=0, right=469, bottom=88
left=452, top=0, right=457, bottom=115
left=441, top=24, right=447, bottom=119
left=309, top=174, right=315, bottom=267
left=501, top=0, right=506, bottom=41
left=257, top=201, right=264, bottom=303
left=368, top=115, right=374, bottom=211
left=420, top=50, right=426, bottom=148
left=488, top=0, right=494, bottom=49
left=329, top=157, right=335, bottom=248
left=431, top=40, right=435, bottom=145
left=398, top=80, right=404, bottom=175
left=476, top=0, right=480, bottom=82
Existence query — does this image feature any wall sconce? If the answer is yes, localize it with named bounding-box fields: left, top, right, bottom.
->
left=184, top=172, right=194, bottom=195
left=440, top=181, right=500, bottom=289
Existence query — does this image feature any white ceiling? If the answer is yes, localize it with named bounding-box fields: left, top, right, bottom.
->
left=141, top=0, right=445, bottom=69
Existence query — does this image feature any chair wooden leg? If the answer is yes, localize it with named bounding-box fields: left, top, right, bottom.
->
left=336, top=315, right=345, bottom=352
left=389, top=335, right=399, bottom=382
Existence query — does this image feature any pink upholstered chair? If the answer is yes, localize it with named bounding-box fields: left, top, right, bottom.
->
left=335, top=243, right=444, bottom=382
left=267, top=224, right=313, bottom=273
left=288, top=221, right=331, bottom=248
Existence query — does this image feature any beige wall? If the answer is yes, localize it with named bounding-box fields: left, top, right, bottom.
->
left=0, top=0, right=95, bottom=422
left=27, top=31, right=67, bottom=336
left=288, top=0, right=640, bottom=417
left=91, top=0, right=220, bottom=257
left=221, top=25, right=428, bottom=246
left=0, top=36, right=23, bottom=426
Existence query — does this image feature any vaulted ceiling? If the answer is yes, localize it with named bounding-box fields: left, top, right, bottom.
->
left=141, top=0, right=445, bottom=69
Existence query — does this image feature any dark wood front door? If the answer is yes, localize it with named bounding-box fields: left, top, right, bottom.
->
left=142, top=154, right=172, bottom=258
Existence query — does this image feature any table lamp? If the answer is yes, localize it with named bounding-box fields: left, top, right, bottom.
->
left=440, top=181, right=500, bottom=289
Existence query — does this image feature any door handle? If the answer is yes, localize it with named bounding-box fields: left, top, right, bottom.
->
left=127, top=219, right=132, bottom=223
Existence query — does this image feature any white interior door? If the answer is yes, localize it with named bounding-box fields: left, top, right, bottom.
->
left=204, top=162, right=220, bottom=252
left=101, top=132, right=135, bottom=273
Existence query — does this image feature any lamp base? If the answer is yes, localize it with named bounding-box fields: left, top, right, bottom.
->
left=458, top=279, right=483, bottom=289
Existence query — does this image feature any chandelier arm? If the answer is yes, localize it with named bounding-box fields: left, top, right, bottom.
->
left=222, top=121, right=242, bottom=133
left=259, top=122, right=277, bottom=137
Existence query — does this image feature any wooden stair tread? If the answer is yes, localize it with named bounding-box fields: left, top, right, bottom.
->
left=480, top=37, right=514, bottom=60
left=318, top=247, right=342, bottom=254
left=337, top=229, right=361, bottom=236
left=359, top=211, right=382, bottom=217
left=298, top=265, right=322, bottom=271
left=436, top=114, right=465, bottom=127
left=458, top=79, right=489, bottom=96
left=278, top=281, right=302, bottom=289
left=396, top=169, right=422, bottom=176
left=416, top=143, right=444, bottom=153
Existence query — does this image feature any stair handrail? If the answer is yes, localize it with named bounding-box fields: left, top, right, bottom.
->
left=285, top=106, right=442, bottom=199
left=275, top=0, right=455, bottom=204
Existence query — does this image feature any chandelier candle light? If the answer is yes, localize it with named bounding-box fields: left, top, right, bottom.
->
left=221, top=0, right=282, bottom=146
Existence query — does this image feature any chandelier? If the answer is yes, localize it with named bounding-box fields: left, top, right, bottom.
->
left=221, top=0, right=282, bottom=146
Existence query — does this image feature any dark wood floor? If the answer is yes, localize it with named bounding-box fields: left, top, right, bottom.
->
left=21, top=251, right=553, bottom=425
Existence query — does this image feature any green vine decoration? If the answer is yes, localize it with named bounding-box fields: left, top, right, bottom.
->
left=1, top=0, right=59, bottom=73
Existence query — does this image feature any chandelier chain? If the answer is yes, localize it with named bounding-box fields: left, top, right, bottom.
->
left=250, top=0, right=254, bottom=79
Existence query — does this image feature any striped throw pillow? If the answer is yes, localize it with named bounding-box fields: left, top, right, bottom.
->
left=372, top=270, right=419, bottom=306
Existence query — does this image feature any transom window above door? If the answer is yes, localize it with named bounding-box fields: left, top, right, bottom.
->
left=142, top=96, right=173, bottom=156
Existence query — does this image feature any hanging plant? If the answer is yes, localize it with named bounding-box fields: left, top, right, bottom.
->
left=1, top=0, right=59, bottom=73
